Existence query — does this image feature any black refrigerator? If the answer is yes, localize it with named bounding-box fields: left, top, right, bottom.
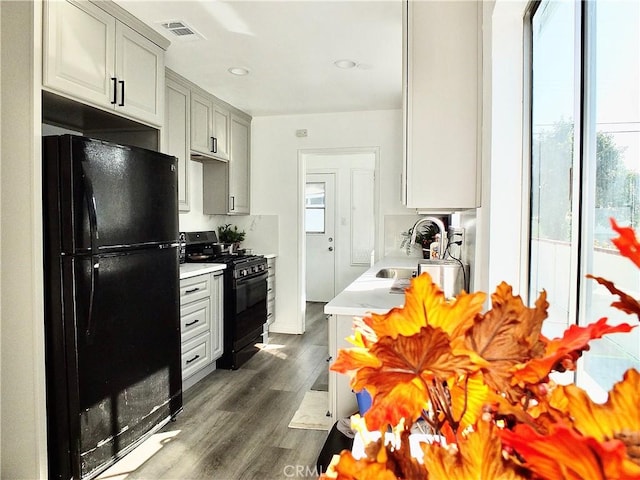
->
left=42, top=135, right=183, bottom=479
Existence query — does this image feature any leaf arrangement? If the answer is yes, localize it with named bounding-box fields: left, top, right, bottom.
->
left=322, top=219, right=640, bottom=480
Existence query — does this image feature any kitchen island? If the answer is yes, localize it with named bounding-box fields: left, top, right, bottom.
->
left=324, top=256, right=419, bottom=422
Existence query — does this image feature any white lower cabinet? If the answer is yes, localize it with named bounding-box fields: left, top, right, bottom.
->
left=179, top=271, right=224, bottom=391
left=328, top=314, right=359, bottom=423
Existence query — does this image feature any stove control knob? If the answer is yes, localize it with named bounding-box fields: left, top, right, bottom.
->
left=239, top=269, right=247, bottom=277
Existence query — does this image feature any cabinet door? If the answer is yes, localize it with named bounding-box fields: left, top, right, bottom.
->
left=228, top=114, right=251, bottom=214
left=210, top=273, right=224, bottom=360
left=115, top=22, right=164, bottom=126
left=43, top=0, right=116, bottom=107
left=165, top=78, right=191, bottom=211
left=404, top=0, right=480, bottom=210
left=190, top=91, right=214, bottom=156
left=212, top=104, right=230, bottom=161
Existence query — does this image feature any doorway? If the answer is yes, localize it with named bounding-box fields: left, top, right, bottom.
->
left=301, top=149, right=378, bottom=317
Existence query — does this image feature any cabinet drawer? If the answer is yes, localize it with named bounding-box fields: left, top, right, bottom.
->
left=180, top=298, right=210, bottom=343
left=181, top=333, right=211, bottom=379
left=180, top=274, right=211, bottom=305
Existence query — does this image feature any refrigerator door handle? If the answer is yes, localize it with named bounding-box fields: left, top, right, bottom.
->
left=85, top=259, right=99, bottom=342
left=81, top=161, right=100, bottom=254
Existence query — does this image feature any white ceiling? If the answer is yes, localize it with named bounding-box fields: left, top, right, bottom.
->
left=114, top=0, right=403, bottom=117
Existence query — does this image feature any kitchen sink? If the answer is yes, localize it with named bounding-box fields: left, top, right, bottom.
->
left=375, top=267, right=416, bottom=279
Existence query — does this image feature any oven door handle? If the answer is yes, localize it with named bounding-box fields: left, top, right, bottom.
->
left=236, top=271, right=268, bottom=286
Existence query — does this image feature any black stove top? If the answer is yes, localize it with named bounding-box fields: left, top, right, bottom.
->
left=182, top=230, right=264, bottom=269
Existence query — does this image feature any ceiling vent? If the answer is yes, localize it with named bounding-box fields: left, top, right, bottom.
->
left=159, top=21, right=203, bottom=41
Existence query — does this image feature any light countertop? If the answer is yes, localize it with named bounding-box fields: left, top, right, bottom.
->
left=262, top=253, right=277, bottom=259
left=179, top=263, right=226, bottom=280
left=324, top=256, right=421, bottom=317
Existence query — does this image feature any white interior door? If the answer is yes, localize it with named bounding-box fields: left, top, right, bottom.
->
left=305, top=173, right=336, bottom=302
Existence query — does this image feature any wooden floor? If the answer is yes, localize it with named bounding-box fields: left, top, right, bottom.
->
left=101, top=302, right=330, bottom=480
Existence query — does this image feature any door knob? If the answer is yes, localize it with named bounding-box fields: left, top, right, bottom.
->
left=328, top=246, right=334, bottom=251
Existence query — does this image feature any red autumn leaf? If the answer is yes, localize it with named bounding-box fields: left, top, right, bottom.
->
left=511, top=317, right=636, bottom=387
left=501, top=423, right=640, bottom=480
left=587, top=274, right=640, bottom=320
left=611, top=218, right=640, bottom=269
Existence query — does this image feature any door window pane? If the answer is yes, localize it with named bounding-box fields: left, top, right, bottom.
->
left=579, top=0, right=640, bottom=400
left=305, top=182, right=326, bottom=233
left=529, top=0, right=578, bottom=339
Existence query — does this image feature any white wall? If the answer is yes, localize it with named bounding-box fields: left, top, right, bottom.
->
left=251, top=110, right=409, bottom=334
left=475, top=0, right=530, bottom=299
left=1, top=2, right=48, bottom=478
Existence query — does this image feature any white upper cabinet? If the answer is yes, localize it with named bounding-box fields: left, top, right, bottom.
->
left=228, top=114, right=250, bottom=214
left=190, top=91, right=230, bottom=161
left=43, top=0, right=166, bottom=127
left=43, top=1, right=116, bottom=107
left=115, top=22, right=164, bottom=125
left=213, top=105, right=230, bottom=161
left=202, top=112, right=251, bottom=215
left=164, top=73, right=191, bottom=211
left=403, top=0, right=481, bottom=211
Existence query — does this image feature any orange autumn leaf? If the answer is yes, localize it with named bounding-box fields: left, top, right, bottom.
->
left=331, top=346, right=382, bottom=377
left=464, top=283, right=548, bottom=402
left=321, top=449, right=399, bottom=480
left=500, top=423, right=640, bottom=480
left=423, top=420, right=529, bottom=480
left=587, top=274, right=640, bottom=320
left=351, top=325, right=482, bottom=430
left=365, top=273, right=486, bottom=340
left=511, top=318, right=635, bottom=387
left=552, top=369, right=640, bottom=466
left=611, top=218, right=640, bottom=269
left=447, top=372, right=490, bottom=430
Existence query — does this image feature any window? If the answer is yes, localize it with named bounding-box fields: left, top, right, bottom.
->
left=528, top=0, right=639, bottom=401
left=305, top=182, right=326, bottom=233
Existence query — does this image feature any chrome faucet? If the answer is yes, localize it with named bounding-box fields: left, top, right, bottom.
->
left=408, top=217, right=446, bottom=259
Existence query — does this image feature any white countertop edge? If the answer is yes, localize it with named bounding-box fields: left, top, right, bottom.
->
left=324, top=256, right=420, bottom=316
left=179, top=263, right=226, bottom=280
left=262, top=253, right=277, bottom=259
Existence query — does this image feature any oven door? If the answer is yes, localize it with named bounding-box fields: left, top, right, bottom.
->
left=233, top=271, right=268, bottom=349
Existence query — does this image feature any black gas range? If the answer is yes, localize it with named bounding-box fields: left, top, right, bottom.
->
left=182, top=231, right=267, bottom=369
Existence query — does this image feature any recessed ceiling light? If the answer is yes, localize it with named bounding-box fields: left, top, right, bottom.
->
left=228, top=67, right=249, bottom=76
left=334, top=59, right=357, bottom=69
